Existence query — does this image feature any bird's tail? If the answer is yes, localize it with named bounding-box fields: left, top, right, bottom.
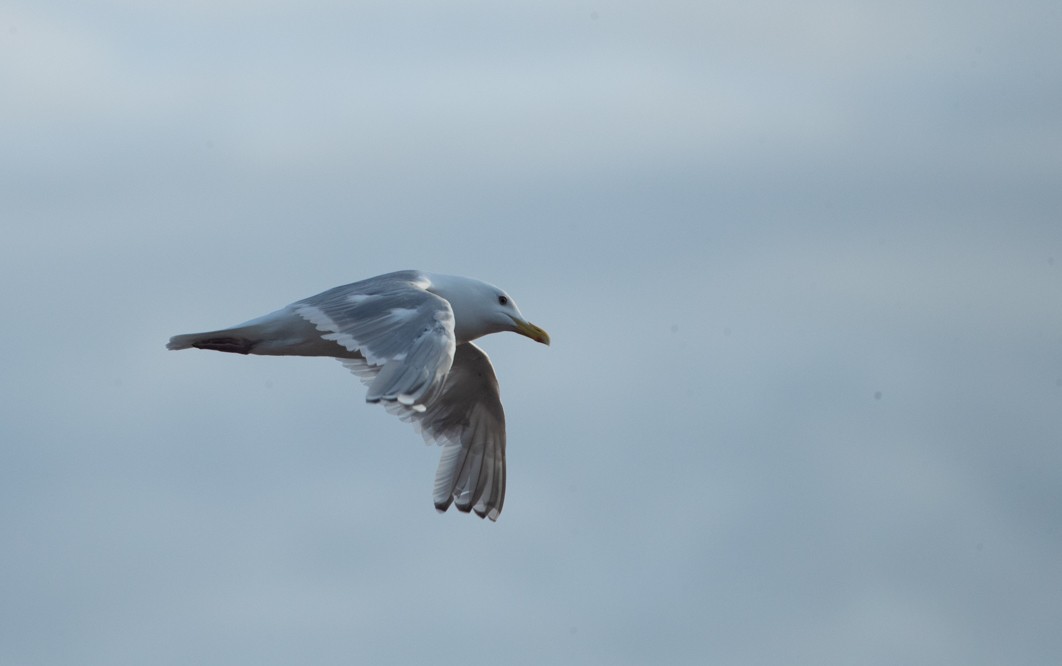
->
left=167, top=328, right=259, bottom=354
left=167, top=307, right=346, bottom=357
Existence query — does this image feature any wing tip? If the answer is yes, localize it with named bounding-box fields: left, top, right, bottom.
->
left=477, top=506, right=501, bottom=522
left=434, top=497, right=454, bottom=513
left=434, top=497, right=501, bottom=521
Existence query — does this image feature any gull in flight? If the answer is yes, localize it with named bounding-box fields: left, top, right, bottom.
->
left=168, top=270, right=550, bottom=521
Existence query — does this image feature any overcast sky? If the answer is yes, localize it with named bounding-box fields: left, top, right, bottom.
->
left=2, top=1, right=1061, bottom=664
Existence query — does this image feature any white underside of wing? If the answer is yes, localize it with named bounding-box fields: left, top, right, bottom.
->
left=339, top=344, right=506, bottom=520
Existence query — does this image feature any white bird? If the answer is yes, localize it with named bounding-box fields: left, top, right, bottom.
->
left=167, top=270, right=550, bottom=521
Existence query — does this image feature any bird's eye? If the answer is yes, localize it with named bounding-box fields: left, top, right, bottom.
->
left=498, top=295, right=509, bottom=305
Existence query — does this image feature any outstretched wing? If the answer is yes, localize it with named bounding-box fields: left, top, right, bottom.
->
left=414, top=343, right=506, bottom=520
left=343, top=342, right=506, bottom=521
left=294, top=272, right=455, bottom=411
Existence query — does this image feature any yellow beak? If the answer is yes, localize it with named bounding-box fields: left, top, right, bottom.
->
left=513, top=319, right=551, bottom=345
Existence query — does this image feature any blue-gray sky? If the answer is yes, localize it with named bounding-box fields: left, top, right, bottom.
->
left=2, top=2, right=1061, bottom=664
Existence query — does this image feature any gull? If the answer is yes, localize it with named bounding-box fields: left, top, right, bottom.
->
left=167, top=270, right=550, bottom=521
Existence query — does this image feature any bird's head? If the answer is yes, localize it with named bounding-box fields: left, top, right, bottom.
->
left=427, top=274, right=550, bottom=346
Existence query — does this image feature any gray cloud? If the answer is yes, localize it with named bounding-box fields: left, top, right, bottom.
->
left=2, top=2, right=1060, bottom=665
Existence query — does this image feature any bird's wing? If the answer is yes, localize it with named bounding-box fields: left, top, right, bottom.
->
left=344, top=342, right=506, bottom=521
left=294, top=273, right=455, bottom=411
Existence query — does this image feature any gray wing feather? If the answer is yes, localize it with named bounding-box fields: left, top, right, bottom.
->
left=421, top=343, right=506, bottom=520
left=294, top=272, right=455, bottom=410
left=365, top=343, right=506, bottom=521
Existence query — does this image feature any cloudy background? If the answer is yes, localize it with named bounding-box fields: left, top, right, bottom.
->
left=2, top=1, right=1061, bottom=664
